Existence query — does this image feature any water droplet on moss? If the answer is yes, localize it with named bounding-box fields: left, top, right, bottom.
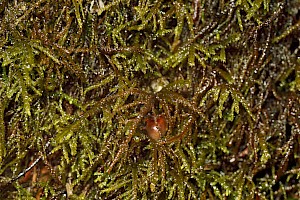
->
left=150, top=77, right=169, bottom=93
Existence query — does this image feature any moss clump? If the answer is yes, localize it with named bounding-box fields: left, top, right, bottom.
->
left=0, top=0, right=299, bottom=199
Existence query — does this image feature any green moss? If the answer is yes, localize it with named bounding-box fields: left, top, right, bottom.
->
left=0, top=0, right=300, bottom=199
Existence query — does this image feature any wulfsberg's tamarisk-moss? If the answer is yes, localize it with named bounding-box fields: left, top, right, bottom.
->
left=0, top=0, right=299, bottom=199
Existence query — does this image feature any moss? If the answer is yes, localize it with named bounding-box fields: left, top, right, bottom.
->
left=0, top=0, right=300, bottom=199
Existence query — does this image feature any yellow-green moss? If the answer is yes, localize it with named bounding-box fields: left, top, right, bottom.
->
left=0, top=0, right=300, bottom=199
